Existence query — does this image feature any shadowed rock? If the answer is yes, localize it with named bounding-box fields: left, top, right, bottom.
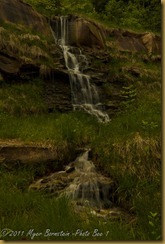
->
left=0, top=0, right=51, bottom=36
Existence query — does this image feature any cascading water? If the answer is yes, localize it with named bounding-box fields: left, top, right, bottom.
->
left=51, top=16, right=110, bottom=122
left=64, top=149, right=113, bottom=209
left=29, top=149, right=115, bottom=209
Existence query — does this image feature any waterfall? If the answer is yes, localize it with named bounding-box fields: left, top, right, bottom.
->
left=29, top=148, right=115, bottom=209
left=64, top=149, right=112, bottom=208
left=51, top=16, right=110, bottom=122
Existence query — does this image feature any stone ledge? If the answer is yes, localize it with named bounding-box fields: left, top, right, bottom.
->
left=0, top=141, right=57, bottom=164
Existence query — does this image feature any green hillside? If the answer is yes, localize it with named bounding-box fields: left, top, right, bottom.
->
left=24, top=0, right=161, bottom=33
left=0, top=0, right=161, bottom=241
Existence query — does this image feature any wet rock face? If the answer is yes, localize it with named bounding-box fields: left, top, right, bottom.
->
left=51, top=15, right=161, bottom=54
left=0, top=0, right=51, bottom=36
left=29, top=150, right=117, bottom=209
left=51, top=15, right=106, bottom=48
left=43, top=70, right=72, bottom=112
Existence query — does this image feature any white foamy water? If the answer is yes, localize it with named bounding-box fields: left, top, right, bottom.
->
left=64, top=150, right=112, bottom=208
left=51, top=16, right=110, bottom=123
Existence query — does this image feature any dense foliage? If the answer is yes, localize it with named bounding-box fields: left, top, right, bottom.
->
left=24, top=0, right=161, bottom=32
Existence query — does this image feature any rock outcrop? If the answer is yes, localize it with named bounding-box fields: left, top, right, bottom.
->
left=51, top=15, right=161, bottom=54
left=0, top=140, right=81, bottom=176
left=51, top=15, right=106, bottom=48
left=106, top=29, right=161, bottom=54
left=0, top=0, right=51, bottom=36
left=141, top=32, right=161, bottom=55
left=0, top=144, right=57, bottom=164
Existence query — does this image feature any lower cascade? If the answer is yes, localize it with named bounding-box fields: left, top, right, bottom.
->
left=64, top=150, right=114, bottom=208
left=29, top=149, right=116, bottom=210
left=51, top=16, right=110, bottom=122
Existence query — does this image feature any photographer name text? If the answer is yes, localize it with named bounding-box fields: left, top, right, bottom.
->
left=0, top=228, right=109, bottom=239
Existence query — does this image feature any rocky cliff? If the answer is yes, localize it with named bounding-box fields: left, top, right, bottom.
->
left=0, top=0, right=161, bottom=116
left=0, top=0, right=51, bottom=36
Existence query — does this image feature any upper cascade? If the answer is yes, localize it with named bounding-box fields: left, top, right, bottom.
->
left=51, top=16, right=110, bottom=123
left=50, top=15, right=106, bottom=48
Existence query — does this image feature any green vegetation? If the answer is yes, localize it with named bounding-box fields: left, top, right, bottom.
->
left=0, top=79, right=46, bottom=115
left=0, top=168, right=135, bottom=241
left=0, top=19, right=54, bottom=71
left=0, top=0, right=161, bottom=241
left=0, top=52, right=161, bottom=242
left=0, top=28, right=161, bottom=240
left=23, top=0, right=161, bottom=33
left=0, top=81, right=161, bottom=239
left=0, top=108, right=161, bottom=240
